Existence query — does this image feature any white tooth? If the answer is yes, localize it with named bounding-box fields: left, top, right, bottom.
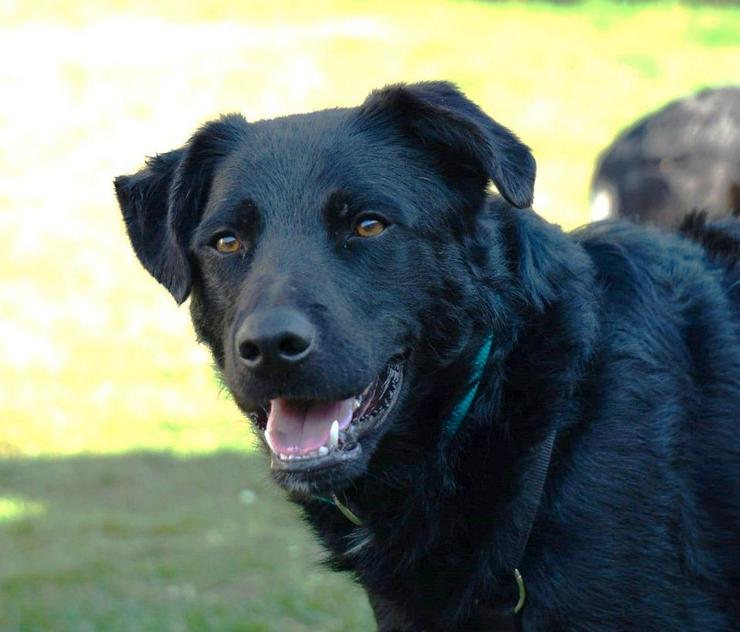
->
left=330, top=420, right=339, bottom=448
left=353, top=398, right=361, bottom=411
left=318, top=446, right=329, bottom=456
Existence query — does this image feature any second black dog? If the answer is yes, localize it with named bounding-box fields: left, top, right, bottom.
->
left=591, top=86, right=740, bottom=227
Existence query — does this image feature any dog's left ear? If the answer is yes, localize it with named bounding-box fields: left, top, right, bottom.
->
left=357, top=81, right=536, bottom=209
left=114, top=114, right=248, bottom=304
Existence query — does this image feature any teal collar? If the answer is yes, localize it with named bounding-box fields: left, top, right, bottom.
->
left=318, top=333, right=494, bottom=526
left=440, top=333, right=494, bottom=445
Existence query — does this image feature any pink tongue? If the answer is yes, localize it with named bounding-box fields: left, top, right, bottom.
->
left=266, top=398, right=354, bottom=455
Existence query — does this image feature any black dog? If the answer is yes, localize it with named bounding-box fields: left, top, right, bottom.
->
left=591, top=86, right=740, bottom=227
left=115, top=82, right=740, bottom=631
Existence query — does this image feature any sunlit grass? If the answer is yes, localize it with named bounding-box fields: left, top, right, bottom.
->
left=0, top=495, right=45, bottom=523
left=1, top=0, right=739, bottom=458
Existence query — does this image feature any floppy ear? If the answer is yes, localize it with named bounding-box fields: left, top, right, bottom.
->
left=357, top=81, right=536, bottom=209
left=114, top=114, right=248, bottom=304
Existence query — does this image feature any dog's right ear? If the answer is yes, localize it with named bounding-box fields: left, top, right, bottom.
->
left=356, top=81, right=536, bottom=209
left=114, top=114, right=248, bottom=304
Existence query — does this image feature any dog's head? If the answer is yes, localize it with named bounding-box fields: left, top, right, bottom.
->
left=115, top=82, right=535, bottom=495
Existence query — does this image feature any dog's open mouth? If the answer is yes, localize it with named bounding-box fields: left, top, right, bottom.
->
left=262, top=358, right=403, bottom=472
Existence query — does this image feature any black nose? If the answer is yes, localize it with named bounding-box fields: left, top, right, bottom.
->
left=235, top=308, right=315, bottom=370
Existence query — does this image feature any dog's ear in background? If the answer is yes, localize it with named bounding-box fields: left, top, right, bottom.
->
left=356, top=81, right=536, bottom=209
left=114, top=114, right=248, bottom=304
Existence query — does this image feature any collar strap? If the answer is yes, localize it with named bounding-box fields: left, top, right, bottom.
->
left=438, top=332, right=556, bottom=618
left=505, top=427, right=557, bottom=618
left=473, top=429, right=557, bottom=624
left=441, top=333, right=494, bottom=445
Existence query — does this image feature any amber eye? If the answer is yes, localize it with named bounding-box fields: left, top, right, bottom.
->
left=214, top=234, right=242, bottom=254
left=354, top=217, right=387, bottom=238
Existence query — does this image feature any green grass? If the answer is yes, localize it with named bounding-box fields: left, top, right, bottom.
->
left=1, top=0, right=739, bottom=629
left=0, top=452, right=374, bottom=631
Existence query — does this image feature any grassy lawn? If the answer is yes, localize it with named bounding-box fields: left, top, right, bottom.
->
left=1, top=0, right=738, bottom=629
left=0, top=452, right=374, bottom=630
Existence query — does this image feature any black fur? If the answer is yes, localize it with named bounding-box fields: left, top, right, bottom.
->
left=679, top=210, right=740, bottom=315
left=591, top=86, right=740, bottom=227
left=115, top=82, right=740, bottom=631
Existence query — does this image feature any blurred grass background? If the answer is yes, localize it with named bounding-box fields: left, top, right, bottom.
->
left=1, top=0, right=738, bottom=629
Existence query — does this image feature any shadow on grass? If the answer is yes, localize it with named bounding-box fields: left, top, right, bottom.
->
left=0, top=451, right=373, bottom=632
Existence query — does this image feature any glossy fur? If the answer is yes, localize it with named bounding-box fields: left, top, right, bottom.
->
left=115, top=82, right=740, bottom=631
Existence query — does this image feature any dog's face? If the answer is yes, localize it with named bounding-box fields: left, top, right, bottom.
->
left=115, top=82, right=535, bottom=495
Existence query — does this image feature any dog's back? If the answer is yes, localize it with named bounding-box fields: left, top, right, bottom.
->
left=566, top=217, right=740, bottom=626
left=679, top=211, right=740, bottom=314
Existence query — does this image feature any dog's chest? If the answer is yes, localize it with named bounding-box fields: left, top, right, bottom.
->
left=328, top=519, right=516, bottom=628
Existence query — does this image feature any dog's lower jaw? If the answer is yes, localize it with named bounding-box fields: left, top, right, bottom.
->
left=265, top=359, right=406, bottom=495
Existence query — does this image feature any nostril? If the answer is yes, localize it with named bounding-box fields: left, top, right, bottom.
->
left=239, top=341, right=261, bottom=364
left=279, top=333, right=311, bottom=359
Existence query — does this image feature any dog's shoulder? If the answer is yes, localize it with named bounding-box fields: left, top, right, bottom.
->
left=571, top=219, right=720, bottom=294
